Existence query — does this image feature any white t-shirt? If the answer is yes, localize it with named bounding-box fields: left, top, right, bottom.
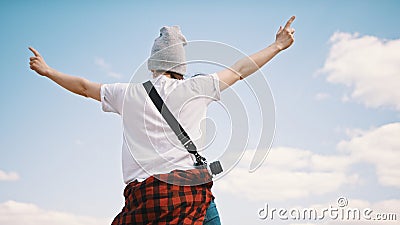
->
left=101, top=73, right=221, bottom=184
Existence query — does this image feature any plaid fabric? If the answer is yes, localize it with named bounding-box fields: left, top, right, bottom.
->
left=111, top=168, right=214, bottom=225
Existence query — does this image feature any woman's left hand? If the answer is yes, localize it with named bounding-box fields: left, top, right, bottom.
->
left=275, top=16, right=296, bottom=51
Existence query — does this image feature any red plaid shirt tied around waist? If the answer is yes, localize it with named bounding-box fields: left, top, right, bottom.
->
left=112, top=168, right=214, bottom=225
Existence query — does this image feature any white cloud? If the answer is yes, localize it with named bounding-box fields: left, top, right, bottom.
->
left=216, top=147, right=358, bottom=202
left=319, top=32, right=400, bottom=110
left=315, top=92, right=330, bottom=101
left=94, top=57, right=123, bottom=79
left=0, top=200, right=110, bottom=225
left=74, top=139, right=83, bottom=145
left=94, top=58, right=111, bottom=69
left=343, top=128, right=367, bottom=139
left=338, top=122, right=400, bottom=188
left=0, top=170, right=19, bottom=181
left=216, top=122, right=400, bottom=202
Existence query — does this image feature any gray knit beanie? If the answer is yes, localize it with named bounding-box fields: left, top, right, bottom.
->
left=147, top=26, right=187, bottom=76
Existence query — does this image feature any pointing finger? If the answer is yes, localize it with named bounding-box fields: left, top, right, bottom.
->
left=284, top=16, right=296, bottom=29
left=277, top=26, right=283, bottom=34
left=29, top=47, right=41, bottom=57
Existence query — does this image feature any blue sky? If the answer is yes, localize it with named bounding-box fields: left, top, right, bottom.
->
left=1, top=1, right=400, bottom=224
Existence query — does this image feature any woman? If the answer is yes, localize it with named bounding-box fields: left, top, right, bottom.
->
left=29, top=16, right=295, bottom=225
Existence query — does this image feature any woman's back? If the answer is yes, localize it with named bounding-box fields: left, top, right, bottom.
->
left=101, top=73, right=221, bottom=183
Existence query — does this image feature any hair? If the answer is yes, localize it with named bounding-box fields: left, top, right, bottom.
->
left=160, top=70, right=184, bottom=80
left=155, top=71, right=208, bottom=80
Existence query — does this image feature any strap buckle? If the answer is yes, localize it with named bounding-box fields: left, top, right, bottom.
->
left=184, top=140, right=197, bottom=154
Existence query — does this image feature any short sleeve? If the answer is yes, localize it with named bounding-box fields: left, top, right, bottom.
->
left=189, top=73, right=221, bottom=101
left=100, top=83, right=129, bottom=115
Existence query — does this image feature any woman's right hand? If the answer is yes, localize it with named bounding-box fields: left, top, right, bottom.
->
left=29, top=47, right=52, bottom=76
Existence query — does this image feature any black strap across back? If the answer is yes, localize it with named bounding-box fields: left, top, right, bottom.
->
left=143, top=80, right=223, bottom=175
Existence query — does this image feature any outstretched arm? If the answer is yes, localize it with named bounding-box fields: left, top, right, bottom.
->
left=217, top=16, right=296, bottom=91
left=29, top=47, right=101, bottom=101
